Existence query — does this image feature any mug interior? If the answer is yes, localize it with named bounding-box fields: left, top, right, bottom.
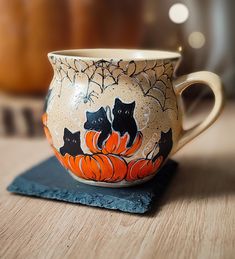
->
left=49, top=49, right=181, bottom=61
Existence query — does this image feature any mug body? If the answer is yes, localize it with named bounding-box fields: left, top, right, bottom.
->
left=43, top=49, right=182, bottom=187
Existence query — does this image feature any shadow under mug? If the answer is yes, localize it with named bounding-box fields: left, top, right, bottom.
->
left=42, top=49, right=224, bottom=187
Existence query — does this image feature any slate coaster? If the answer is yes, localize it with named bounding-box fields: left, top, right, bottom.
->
left=7, top=157, right=178, bottom=214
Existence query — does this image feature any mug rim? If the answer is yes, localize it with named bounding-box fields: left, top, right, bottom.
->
left=48, top=48, right=181, bottom=61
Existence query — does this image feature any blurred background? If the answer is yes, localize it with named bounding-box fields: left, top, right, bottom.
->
left=0, top=0, right=234, bottom=137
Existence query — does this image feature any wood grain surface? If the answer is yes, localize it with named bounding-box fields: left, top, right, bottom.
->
left=0, top=103, right=235, bottom=259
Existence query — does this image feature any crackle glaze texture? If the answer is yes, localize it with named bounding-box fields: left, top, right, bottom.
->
left=43, top=52, right=182, bottom=187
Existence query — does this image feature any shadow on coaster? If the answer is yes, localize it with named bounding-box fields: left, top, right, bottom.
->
left=7, top=156, right=178, bottom=214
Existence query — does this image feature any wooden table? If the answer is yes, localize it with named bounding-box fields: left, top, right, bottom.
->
left=0, top=102, right=235, bottom=259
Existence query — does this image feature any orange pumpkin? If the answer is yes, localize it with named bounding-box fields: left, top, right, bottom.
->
left=126, top=156, right=163, bottom=181
left=53, top=147, right=70, bottom=170
left=41, top=112, right=47, bottom=126
left=85, top=131, right=143, bottom=157
left=42, top=113, right=53, bottom=145
left=53, top=149, right=127, bottom=182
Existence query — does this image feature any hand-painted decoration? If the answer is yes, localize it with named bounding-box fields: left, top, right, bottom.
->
left=49, top=57, right=178, bottom=114
left=44, top=49, right=224, bottom=187
left=42, top=97, right=173, bottom=183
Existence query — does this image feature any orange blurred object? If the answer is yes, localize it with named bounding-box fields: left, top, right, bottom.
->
left=0, top=0, right=144, bottom=95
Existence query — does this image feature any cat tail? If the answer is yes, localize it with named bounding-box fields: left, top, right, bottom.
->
left=105, top=106, right=113, bottom=122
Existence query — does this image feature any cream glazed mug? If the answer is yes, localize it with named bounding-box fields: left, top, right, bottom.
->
left=42, top=49, right=224, bottom=187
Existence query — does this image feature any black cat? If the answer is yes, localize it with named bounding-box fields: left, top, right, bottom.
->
left=60, top=128, right=84, bottom=156
left=152, top=128, right=173, bottom=162
left=84, top=107, right=112, bottom=149
left=112, top=98, right=137, bottom=148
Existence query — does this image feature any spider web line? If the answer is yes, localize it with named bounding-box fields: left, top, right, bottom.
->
left=50, top=57, right=178, bottom=115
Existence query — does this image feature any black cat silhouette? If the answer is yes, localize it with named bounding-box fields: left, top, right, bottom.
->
left=84, top=107, right=112, bottom=149
left=152, top=128, right=173, bottom=162
left=112, top=98, right=137, bottom=148
left=60, top=128, right=84, bottom=156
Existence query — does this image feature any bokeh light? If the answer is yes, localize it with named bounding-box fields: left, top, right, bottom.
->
left=169, top=3, right=189, bottom=24
left=188, top=31, right=206, bottom=49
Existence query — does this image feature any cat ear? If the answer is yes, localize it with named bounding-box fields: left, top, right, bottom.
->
left=64, top=127, right=71, bottom=135
left=99, top=107, right=105, bottom=114
left=64, top=128, right=72, bottom=139
left=74, top=131, right=81, bottom=138
left=163, top=128, right=172, bottom=135
left=86, top=111, right=91, bottom=117
left=166, top=128, right=172, bottom=134
left=130, top=101, right=136, bottom=110
left=166, top=128, right=172, bottom=138
left=114, top=98, right=121, bottom=105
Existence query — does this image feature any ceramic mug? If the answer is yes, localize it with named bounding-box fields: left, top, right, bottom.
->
left=42, top=49, right=224, bottom=187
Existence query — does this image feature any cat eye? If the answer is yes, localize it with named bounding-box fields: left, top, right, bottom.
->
left=125, top=110, right=130, bottom=115
left=66, top=138, right=70, bottom=141
left=117, top=110, right=122, bottom=114
left=98, top=117, right=103, bottom=122
left=72, top=140, right=77, bottom=143
left=92, top=120, right=97, bottom=124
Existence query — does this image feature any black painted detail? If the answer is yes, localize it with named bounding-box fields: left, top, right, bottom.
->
left=60, top=128, right=84, bottom=156
left=112, top=98, right=137, bottom=148
left=84, top=107, right=112, bottom=149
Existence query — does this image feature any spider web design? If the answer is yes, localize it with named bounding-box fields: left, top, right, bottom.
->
left=122, top=60, right=178, bottom=114
left=50, top=56, right=178, bottom=115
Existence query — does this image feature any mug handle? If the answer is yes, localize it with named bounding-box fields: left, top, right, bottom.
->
left=173, top=71, right=224, bottom=152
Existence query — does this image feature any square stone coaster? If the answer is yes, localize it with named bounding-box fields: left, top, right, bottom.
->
left=7, top=157, right=178, bottom=214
